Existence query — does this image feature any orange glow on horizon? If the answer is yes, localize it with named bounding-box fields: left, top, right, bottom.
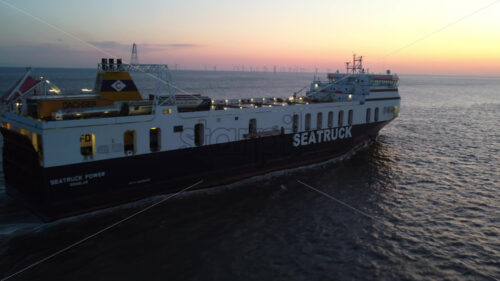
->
left=0, top=0, right=499, bottom=76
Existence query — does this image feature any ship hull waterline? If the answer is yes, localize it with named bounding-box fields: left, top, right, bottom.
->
left=1, top=120, right=391, bottom=222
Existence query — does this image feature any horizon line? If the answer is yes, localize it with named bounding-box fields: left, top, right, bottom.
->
left=0, top=65, right=499, bottom=79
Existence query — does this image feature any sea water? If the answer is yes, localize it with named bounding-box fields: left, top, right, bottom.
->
left=0, top=68, right=498, bottom=280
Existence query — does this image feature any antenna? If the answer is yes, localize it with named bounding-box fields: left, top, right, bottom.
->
left=346, top=54, right=363, bottom=74
left=130, top=43, right=139, bottom=65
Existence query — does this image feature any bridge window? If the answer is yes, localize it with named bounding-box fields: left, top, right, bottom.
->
left=348, top=110, right=353, bottom=125
left=317, top=112, right=323, bottom=129
left=124, top=130, right=136, bottom=155
left=249, top=119, right=257, bottom=135
left=327, top=111, right=333, bottom=128
left=338, top=110, right=344, bottom=127
left=150, top=128, right=161, bottom=152
left=195, top=124, right=204, bottom=146
left=292, top=114, right=299, bottom=133
left=81, top=133, right=95, bottom=157
left=375, top=107, right=379, bottom=122
left=366, top=108, right=371, bottom=123
left=305, top=113, right=311, bottom=131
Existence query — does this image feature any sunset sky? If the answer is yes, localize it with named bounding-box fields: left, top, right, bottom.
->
left=0, top=0, right=499, bottom=75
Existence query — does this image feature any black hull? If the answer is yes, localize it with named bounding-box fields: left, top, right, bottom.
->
left=1, top=121, right=391, bottom=221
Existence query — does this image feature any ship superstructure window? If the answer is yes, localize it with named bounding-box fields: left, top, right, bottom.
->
left=20, top=128, right=30, bottom=138
left=80, top=133, right=95, bottom=157
left=317, top=112, right=323, bottom=129
left=293, top=114, right=299, bottom=132
left=338, top=111, right=344, bottom=127
left=124, top=130, right=136, bottom=155
left=195, top=124, right=204, bottom=146
left=327, top=111, right=333, bottom=128
left=366, top=108, right=371, bottom=123
left=33, top=132, right=43, bottom=161
left=374, top=107, right=379, bottom=122
left=32, top=133, right=40, bottom=152
left=249, top=119, right=257, bottom=135
left=150, top=128, right=161, bottom=152
left=348, top=110, right=353, bottom=125
left=305, top=114, right=311, bottom=131
left=1, top=122, right=12, bottom=130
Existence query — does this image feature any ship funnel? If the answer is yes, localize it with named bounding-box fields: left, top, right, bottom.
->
left=101, top=58, right=108, bottom=71
left=109, top=58, right=115, bottom=70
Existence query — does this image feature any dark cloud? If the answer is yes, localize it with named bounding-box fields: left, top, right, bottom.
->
left=0, top=43, right=107, bottom=67
left=89, top=41, right=130, bottom=52
left=166, top=43, right=199, bottom=48
left=0, top=41, right=201, bottom=67
left=4, top=43, right=89, bottom=57
left=89, top=41, right=201, bottom=52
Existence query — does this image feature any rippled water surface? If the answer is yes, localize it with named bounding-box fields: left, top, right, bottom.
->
left=0, top=68, right=499, bottom=280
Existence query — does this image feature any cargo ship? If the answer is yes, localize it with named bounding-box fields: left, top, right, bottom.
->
left=0, top=55, right=400, bottom=221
